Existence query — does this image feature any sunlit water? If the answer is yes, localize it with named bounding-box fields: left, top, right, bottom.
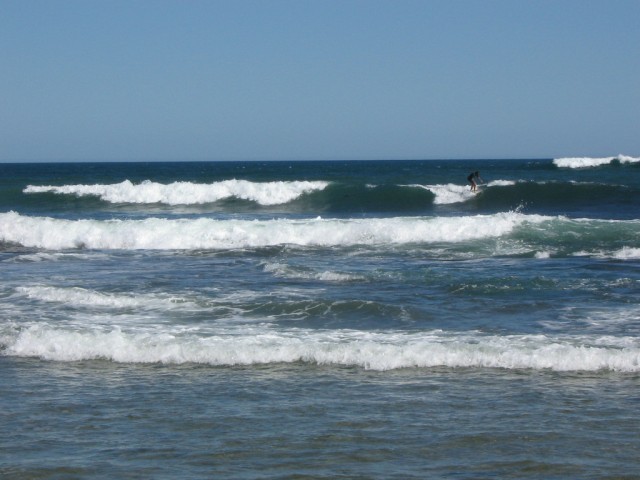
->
left=1, top=158, right=639, bottom=478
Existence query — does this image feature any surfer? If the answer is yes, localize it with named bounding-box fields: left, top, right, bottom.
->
left=467, top=171, right=482, bottom=192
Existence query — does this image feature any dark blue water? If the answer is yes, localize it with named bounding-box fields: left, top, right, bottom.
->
left=1, top=157, right=639, bottom=478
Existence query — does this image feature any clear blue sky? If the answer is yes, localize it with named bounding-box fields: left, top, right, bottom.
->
left=1, top=0, right=639, bottom=162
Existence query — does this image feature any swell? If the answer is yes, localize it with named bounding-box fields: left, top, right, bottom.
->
left=0, top=188, right=106, bottom=217
left=474, top=181, right=636, bottom=213
left=16, top=179, right=639, bottom=217
left=294, top=183, right=435, bottom=214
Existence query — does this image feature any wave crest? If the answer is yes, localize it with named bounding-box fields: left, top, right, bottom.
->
left=416, top=180, right=516, bottom=204
left=24, top=179, right=329, bottom=206
left=0, top=211, right=541, bottom=250
left=553, top=155, right=640, bottom=169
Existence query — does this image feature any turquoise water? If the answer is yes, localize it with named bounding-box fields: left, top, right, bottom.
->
left=1, top=158, right=640, bottom=478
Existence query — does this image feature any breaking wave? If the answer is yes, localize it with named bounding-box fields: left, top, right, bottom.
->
left=553, top=155, right=640, bottom=169
left=0, top=211, right=547, bottom=250
left=19, top=176, right=640, bottom=217
left=2, top=211, right=640, bottom=257
left=2, top=323, right=638, bottom=372
left=416, top=180, right=516, bottom=204
left=24, top=179, right=329, bottom=206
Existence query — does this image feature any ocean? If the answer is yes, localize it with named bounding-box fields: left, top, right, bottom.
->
left=1, top=157, right=639, bottom=478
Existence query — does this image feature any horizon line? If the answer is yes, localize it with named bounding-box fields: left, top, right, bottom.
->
left=0, top=156, right=560, bottom=164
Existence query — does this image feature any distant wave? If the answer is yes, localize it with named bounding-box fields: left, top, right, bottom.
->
left=18, top=178, right=547, bottom=209
left=20, top=178, right=638, bottom=216
left=3, top=323, right=638, bottom=371
left=24, top=179, right=329, bottom=206
left=553, top=155, right=640, bottom=169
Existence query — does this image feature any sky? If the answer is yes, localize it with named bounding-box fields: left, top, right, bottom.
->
left=1, top=0, right=639, bottom=162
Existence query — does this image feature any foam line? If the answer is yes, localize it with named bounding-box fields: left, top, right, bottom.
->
left=3, top=325, right=639, bottom=372
left=16, top=286, right=193, bottom=310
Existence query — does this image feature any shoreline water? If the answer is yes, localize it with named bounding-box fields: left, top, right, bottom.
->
left=3, top=357, right=639, bottom=479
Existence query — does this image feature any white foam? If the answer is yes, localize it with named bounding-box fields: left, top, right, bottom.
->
left=416, top=180, right=515, bottom=205
left=572, top=247, right=640, bottom=260
left=24, top=179, right=329, bottom=206
left=16, top=285, right=196, bottom=310
left=262, top=262, right=363, bottom=282
left=419, top=183, right=474, bottom=204
left=612, top=247, right=640, bottom=260
left=0, top=211, right=547, bottom=251
left=617, top=154, right=640, bottom=164
left=553, top=155, right=640, bottom=169
left=8, top=252, right=109, bottom=263
left=3, top=325, right=639, bottom=372
left=487, top=180, right=517, bottom=187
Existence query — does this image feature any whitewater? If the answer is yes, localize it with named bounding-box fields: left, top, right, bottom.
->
left=24, top=179, right=330, bottom=205
left=2, top=158, right=640, bottom=478
left=553, top=154, right=640, bottom=169
left=0, top=210, right=547, bottom=250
